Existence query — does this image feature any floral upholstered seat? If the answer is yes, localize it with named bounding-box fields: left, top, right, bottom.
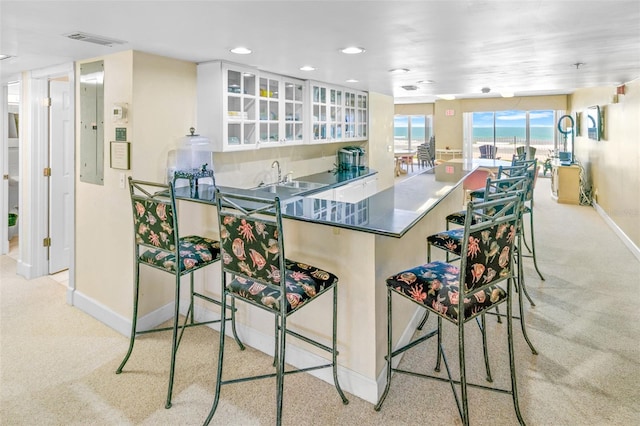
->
left=206, top=190, right=348, bottom=424
left=427, top=228, right=464, bottom=256
left=119, top=178, right=234, bottom=410
left=219, top=214, right=338, bottom=314
left=376, top=195, right=527, bottom=425
left=386, top=260, right=506, bottom=323
left=139, top=235, right=221, bottom=273
left=227, top=259, right=338, bottom=314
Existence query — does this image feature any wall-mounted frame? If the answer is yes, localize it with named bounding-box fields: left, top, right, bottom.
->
left=587, top=105, right=601, bottom=141
left=574, top=111, right=581, bottom=137
left=110, top=141, right=130, bottom=170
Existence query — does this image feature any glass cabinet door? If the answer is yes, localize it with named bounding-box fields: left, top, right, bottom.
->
left=284, top=79, right=304, bottom=142
left=330, top=88, right=343, bottom=140
left=259, top=75, right=280, bottom=144
left=357, top=93, right=368, bottom=138
left=226, top=68, right=256, bottom=147
left=312, top=85, right=328, bottom=141
left=344, top=91, right=356, bottom=139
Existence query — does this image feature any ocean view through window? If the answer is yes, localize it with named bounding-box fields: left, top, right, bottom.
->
left=394, top=115, right=433, bottom=151
left=470, top=110, right=557, bottom=161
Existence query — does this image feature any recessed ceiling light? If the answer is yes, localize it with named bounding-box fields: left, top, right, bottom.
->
left=401, top=85, right=418, bottom=91
left=481, top=87, right=491, bottom=94
left=389, top=68, right=410, bottom=74
left=437, top=94, right=456, bottom=100
left=416, top=80, right=434, bottom=84
left=300, top=65, right=316, bottom=71
left=0, top=54, right=12, bottom=61
left=346, top=79, right=359, bottom=83
left=230, top=47, right=252, bottom=55
left=340, top=47, right=366, bottom=54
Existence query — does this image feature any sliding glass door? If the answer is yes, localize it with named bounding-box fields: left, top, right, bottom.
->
left=466, top=110, right=557, bottom=162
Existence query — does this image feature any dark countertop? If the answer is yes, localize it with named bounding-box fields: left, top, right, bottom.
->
left=175, top=162, right=474, bottom=238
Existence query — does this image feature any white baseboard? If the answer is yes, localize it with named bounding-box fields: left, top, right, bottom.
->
left=16, top=259, right=33, bottom=279
left=70, top=291, right=427, bottom=405
left=70, top=289, right=175, bottom=337
left=593, top=201, right=640, bottom=262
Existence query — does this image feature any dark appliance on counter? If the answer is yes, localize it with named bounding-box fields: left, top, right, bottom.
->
left=337, top=146, right=366, bottom=171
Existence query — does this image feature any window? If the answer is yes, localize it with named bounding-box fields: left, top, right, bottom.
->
left=394, top=115, right=432, bottom=151
left=467, top=110, right=557, bottom=162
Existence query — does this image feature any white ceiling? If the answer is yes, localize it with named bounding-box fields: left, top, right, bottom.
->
left=2, top=1, right=639, bottom=103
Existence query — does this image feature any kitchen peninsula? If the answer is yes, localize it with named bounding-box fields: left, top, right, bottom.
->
left=175, top=161, right=471, bottom=403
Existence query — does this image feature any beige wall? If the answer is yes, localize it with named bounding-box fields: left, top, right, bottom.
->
left=395, top=95, right=568, bottom=151
left=75, top=51, right=198, bottom=319
left=73, top=50, right=394, bottom=324
left=570, top=81, right=640, bottom=248
left=367, top=92, right=395, bottom=190
left=395, top=90, right=639, bottom=249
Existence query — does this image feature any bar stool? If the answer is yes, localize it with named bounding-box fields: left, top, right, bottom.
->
left=204, top=189, right=348, bottom=425
left=375, top=195, right=526, bottom=425
left=425, top=175, right=538, bottom=355
left=116, top=178, right=241, bottom=409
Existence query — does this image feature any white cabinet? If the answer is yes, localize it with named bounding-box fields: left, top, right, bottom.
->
left=258, top=73, right=305, bottom=147
left=335, top=174, right=378, bottom=203
left=197, top=62, right=368, bottom=151
left=310, top=174, right=378, bottom=203
left=197, top=61, right=259, bottom=152
left=310, top=81, right=368, bottom=143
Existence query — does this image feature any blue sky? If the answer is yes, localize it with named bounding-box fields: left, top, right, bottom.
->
left=473, top=110, right=554, bottom=127
left=395, top=110, right=555, bottom=128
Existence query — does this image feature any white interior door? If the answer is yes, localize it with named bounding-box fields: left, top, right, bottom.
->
left=49, top=79, right=73, bottom=274
left=1, top=85, right=7, bottom=255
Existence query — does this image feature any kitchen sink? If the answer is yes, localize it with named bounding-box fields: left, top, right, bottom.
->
left=278, top=180, right=328, bottom=190
left=253, top=180, right=328, bottom=197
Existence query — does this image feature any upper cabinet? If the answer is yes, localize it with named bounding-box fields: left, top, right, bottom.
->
left=197, top=62, right=367, bottom=152
left=258, top=73, right=305, bottom=147
left=310, top=81, right=368, bottom=144
left=198, top=61, right=259, bottom=152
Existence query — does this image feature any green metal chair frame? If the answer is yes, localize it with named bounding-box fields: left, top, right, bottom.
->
left=426, top=175, right=538, bottom=355
left=116, top=177, right=239, bottom=409
left=375, top=195, right=527, bottom=425
left=204, top=189, right=348, bottom=425
left=511, top=159, right=545, bottom=282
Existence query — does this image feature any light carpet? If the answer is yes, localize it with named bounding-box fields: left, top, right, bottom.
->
left=1, top=177, right=639, bottom=425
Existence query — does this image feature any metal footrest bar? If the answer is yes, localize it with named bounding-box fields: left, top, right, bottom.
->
left=219, top=363, right=332, bottom=386
left=391, top=367, right=513, bottom=395
left=385, top=329, right=438, bottom=360
left=283, top=328, right=334, bottom=354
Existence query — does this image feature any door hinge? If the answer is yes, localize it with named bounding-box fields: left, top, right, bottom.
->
left=43, top=237, right=52, bottom=247
left=43, top=97, right=51, bottom=107
left=43, top=167, right=51, bottom=177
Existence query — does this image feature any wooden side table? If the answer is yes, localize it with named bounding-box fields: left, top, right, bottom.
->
left=551, top=163, right=580, bottom=204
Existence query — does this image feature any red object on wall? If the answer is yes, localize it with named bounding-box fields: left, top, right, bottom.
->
left=617, top=85, right=625, bottom=95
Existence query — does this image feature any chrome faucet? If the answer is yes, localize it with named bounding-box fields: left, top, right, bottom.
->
left=271, top=160, right=282, bottom=183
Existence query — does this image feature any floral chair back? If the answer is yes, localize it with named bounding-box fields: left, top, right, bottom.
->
left=461, top=195, right=520, bottom=294
left=218, top=211, right=283, bottom=287
left=130, top=180, right=177, bottom=253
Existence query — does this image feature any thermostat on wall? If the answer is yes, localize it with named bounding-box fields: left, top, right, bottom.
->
left=112, top=103, right=128, bottom=122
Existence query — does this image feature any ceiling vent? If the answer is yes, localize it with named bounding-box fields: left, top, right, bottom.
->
left=401, top=85, right=418, bottom=91
left=64, top=32, right=126, bottom=47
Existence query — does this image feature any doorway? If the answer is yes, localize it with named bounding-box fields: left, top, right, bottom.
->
left=7, top=64, right=75, bottom=291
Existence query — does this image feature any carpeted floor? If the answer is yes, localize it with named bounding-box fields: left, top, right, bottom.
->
left=1, top=176, right=639, bottom=425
